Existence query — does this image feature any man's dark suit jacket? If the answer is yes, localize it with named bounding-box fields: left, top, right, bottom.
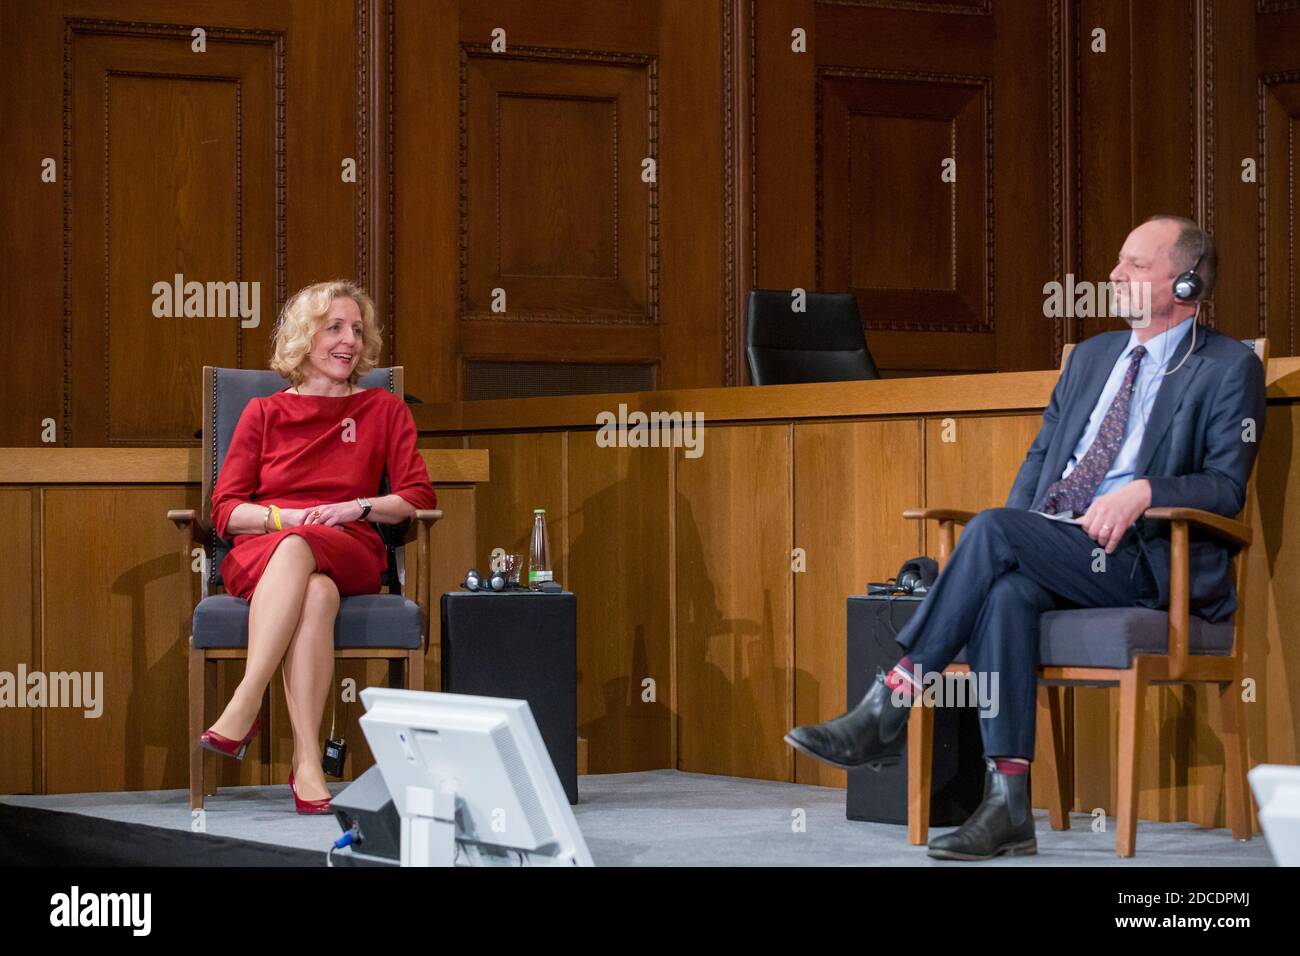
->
left=1005, top=324, right=1266, bottom=623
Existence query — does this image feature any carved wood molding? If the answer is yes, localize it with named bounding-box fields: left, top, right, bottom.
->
left=1050, top=0, right=1076, bottom=362
left=386, top=0, right=395, bottom=361
left=356, top=0, right=370, bottom=295
left=721, top=0, right=758, bottom=386
left=457, top=43, right=660, bottom=326
left=817, top=0, right=992, bottom=14
left=1192, top=0, right=1217, bottom=329
left=354, top=0, right=396, bottom=363
left=722, top=0, right=737, bottom=385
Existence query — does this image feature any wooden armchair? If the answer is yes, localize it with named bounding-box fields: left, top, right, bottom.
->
left=903, top=338, right=1266, bottom=857
left=168, top=366, right=442, bottom=811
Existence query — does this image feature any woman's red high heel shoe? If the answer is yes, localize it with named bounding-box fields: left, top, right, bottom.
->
left=288, top=771, right=333, bottom=815
left=198, top=714, right=261, bottom=761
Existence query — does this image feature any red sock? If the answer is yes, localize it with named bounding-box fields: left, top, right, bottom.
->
left=993, top=757, right=1030, bottom=775
left=884, top=656, right=920, bottom=702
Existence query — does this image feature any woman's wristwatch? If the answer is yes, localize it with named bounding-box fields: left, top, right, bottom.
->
left=356, top=497, right=372, bottom=520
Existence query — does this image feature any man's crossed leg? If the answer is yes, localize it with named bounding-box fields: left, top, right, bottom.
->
left=785, top=506, right=1158, bottom=860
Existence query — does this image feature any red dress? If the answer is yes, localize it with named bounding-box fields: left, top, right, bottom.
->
left=210, top=387, right=437, bottom=600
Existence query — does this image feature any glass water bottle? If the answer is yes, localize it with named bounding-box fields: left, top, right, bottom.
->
left=528, top=508, right=552, bottom=588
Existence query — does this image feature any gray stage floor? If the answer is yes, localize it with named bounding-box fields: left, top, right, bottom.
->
left=0, top=769, right=1273, bottom=866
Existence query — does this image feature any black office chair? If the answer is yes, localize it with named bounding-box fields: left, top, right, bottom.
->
left=745, top=289, right=881, bottom=385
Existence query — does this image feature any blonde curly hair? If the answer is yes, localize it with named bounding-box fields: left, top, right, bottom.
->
left=270, top=280, right=383, bottom=387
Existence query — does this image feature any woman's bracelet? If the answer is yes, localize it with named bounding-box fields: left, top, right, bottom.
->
left=261, top=504, right=282, bottom=533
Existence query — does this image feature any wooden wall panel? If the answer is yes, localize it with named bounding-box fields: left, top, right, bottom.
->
left=466, top=429, right=675, bottom=774
left=1208, top=0, right=1257, bottom=343
left=1246, top=402, right=1300, bottom=794
left=70, top=26, right=275, bottom=446
left=41, top=487, right=195, bottom=794
left=392, top=0, right=460, bottom=406
left=419, top=484, right=479, bottom=691
left=7, top=0, right=1288, bottom=440
left=675, top=424, right=792, bottom=779
left=922, top=414, right=1041, bottom=524
left=753, top=0, right=817, bottom=293
left=1069, top=0, right=1280, bottom=350
left=991, top=0, right=1057, bottom=371
left=1074, top=0, right=1132, bottom=347
left=1129, top=0, right=1196, bottom=225
left=469, top=432, right=567, bottom=582
left=567, top=434, right=673, bottom=772
left=792, top=420, right=923, bottom=787
left=462, top=53, right=653, bottom=321
left=818, top=72, right=991, bottom=335
left=0, top=491, right=37, bottom=795
left=393, top=0, right=724, bottom=400
left=658, top=0, right=726, bottom=388
left=1, top=2, right=68, bottom=448
left=749, top=0, right=1056, bottom=376
left=1259, top=72, right=1300, bottom=355
left=1, top=0, right=365, bottom=447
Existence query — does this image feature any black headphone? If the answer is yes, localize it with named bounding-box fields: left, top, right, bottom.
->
left=867, top=556, right=938, bottom=596
left=1172, top=230, right=1208, bottom=302
left=462, top=567, right=507, bottom=592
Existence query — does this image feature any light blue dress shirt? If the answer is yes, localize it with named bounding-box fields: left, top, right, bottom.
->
left=1058, top=316, right=1195, bottom=500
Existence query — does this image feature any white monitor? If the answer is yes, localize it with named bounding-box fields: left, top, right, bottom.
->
left=1249, top=764, right=1300, bottom=867
left=358, top=687, right=594, bottom=867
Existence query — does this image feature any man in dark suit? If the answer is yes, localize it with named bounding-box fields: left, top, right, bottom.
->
left=785, top=215, right=1267, bottom=860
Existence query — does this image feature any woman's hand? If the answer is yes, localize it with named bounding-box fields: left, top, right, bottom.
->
left=276, top=507, right=308, bottom=529
left=295, top=501, right=365, bottom=528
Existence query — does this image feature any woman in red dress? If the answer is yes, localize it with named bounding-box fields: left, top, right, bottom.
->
left=201, top=280, right=436, bottom=812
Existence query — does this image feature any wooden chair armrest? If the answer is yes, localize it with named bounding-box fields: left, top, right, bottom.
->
left=166, top=509, right=212, bottom=546
left=399, top=508, right=444, bottom=544
left=1142, top=507, right=1251, bottom=548
left=902, top=508, right=978, bottom=524
left=1143, top=507, right=1251, bottom=681
left=166, top=509, right=211, bottom=622
left=902, top=508, right=976, bottom=570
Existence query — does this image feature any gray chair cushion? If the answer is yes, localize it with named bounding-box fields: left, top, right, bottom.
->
left=1037, top=607, right=1234, bottom=668
left=193, top=593, right=422, bottom=650
left=949, top=607, right=1234, bottom=669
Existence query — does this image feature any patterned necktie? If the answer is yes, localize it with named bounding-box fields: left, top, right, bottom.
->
left=1041, top=345, right=1146, bottom=515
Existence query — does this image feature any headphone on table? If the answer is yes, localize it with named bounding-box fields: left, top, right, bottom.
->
left=867, top=557, right=938, bottom=596
left=462, top=567, right=507, bottom=592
